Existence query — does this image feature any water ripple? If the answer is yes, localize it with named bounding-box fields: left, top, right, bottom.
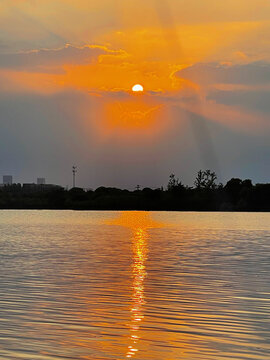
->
left=0, top=210, right=269, bottom=359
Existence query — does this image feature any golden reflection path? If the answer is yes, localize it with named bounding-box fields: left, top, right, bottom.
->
left=126, top=226, right=148, bottom=358
left=105, top=211, right=164, bottom=359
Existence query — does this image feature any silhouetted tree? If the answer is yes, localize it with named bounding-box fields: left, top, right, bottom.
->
left=242, top=179, right=252, bottom=188
left=224, top=178, right=242, bottom=202
left=167, top=174, right=180, bottom=190
left=194, top=170, right=217, bottom=189
left=0, top=171, right=268, bottom=211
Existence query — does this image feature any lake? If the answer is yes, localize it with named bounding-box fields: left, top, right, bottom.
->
left=0, top=210, right=269, bottom=359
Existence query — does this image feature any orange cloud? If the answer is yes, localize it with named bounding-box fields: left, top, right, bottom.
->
left=0, top=19, right=267, bottom=95
left=0, top=15, right=269, bottom=140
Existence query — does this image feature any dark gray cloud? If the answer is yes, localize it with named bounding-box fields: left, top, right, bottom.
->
left=176, top=62, right=270, bottom=85
left=0, top=45, right=112, bottom=72
left=0, top=4, right=67, bottom=53
left=208, top=89, right=270, bottom=113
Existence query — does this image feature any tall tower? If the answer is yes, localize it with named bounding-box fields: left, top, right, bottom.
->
left=72, top=166, right=77, bottom=188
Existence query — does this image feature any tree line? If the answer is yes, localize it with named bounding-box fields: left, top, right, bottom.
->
left=0, top=170, right=269, bottom=211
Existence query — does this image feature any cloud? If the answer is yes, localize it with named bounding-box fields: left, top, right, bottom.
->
left=0, top=44, right=125, bottom=72
left=208, top=89, right=270, bottom=114
left=176, top=61, right=270, bottom=86
left=173, top=61, right=270, bottom=134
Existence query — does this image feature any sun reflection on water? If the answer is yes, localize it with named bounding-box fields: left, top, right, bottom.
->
left=105, top=211, right=164, bottom=359
left=126, top=227, right=148, bottom=358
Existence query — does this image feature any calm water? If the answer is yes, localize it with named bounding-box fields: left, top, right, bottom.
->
left=0, top=211, right=269, bottom=360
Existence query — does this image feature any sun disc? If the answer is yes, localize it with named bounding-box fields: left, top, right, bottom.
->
left=132, top=84, right=144, bottom=92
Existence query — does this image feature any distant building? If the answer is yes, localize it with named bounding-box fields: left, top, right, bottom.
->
left=3, top=175, right=12, bottom=185
left=23, top=183, right=63, bottom=192
left=37, top=178, right=45, bottom=185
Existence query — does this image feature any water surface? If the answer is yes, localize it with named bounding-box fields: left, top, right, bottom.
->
left=0, top=211, right=269, bottom=359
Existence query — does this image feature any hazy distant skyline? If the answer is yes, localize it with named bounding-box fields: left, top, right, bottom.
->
left=0, top=0, right=269, bottom=189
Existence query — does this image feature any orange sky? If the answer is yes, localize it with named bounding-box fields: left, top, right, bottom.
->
left=1, top=2, right=270, bottom=129
left=0, top=0, right=269, bottom=186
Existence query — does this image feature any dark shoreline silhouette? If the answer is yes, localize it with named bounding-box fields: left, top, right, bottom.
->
left=0, top=171, right=269, bottom=211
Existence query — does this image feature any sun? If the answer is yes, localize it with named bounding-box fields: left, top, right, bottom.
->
left=132, top=84, right=144, bottom=92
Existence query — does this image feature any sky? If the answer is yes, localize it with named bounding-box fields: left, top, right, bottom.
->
left=0, top=0, right=269, bottom=189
